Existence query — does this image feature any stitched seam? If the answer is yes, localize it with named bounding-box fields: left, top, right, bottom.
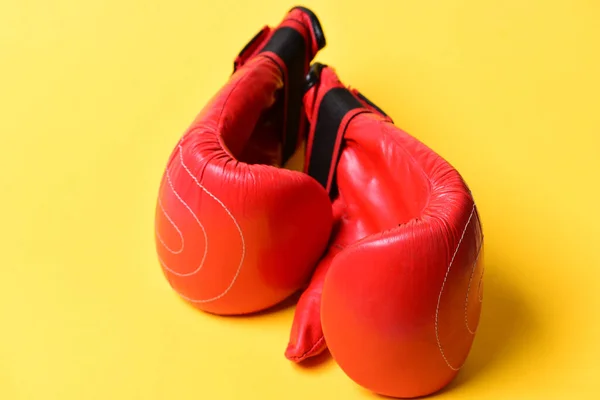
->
left=435, top=204, right=475, bottom=371
left=289, top=335, right=325, bottom=361
left=175, top=145, right=246, bottom=303
left=157, top=164, right=208, bottom=277
left=156, top=197, right=184, bottom=254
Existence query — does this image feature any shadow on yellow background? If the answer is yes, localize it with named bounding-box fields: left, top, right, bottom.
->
left=1, top=0, right=599, bottom=399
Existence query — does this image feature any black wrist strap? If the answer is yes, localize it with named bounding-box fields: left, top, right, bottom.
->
left=307, top=88, right=365, bottom=197
left=260, top=28, right=307, bottom=164
left=234, top=8, right=326, bottom=165
left=307, top=83, right=389, bottom=199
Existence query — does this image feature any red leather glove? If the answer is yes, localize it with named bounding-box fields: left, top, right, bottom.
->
left=285, top=64, right=485, bottom=398
left=154, top=8, right=331, bottom=315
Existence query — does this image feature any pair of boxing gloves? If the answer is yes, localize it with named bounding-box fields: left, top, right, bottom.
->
left=154, top=6, right=484, bottom=398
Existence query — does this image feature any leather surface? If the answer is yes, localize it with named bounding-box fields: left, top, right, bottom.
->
left=153, top=8, right=331, bottom=315
left=286, top=67, right=485, bottom=398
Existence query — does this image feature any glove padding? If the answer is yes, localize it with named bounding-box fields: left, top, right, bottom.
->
left=154, top=8, right=331, bottom=315
left=286, top=64, right=485, bottom=398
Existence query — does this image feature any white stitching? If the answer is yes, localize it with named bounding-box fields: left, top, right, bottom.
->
left=156, top=198, right=184, bottom=254
left=464, top=241, right=483, bottom=334
left=174, top=144, right=246, bottom=303
left=435, top=204, right=475, bottom=371
left=157, top=166, right=208, bottom=277
left=155, top=142, right=246, bottom=303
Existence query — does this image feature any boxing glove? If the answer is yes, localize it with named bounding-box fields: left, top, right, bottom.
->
left=285, top=64, right=484, bottom=398
left=154, top=8, right=332, bottom=315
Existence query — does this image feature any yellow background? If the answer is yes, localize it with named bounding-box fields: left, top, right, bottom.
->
left=1, top=0, right=599, bottom=398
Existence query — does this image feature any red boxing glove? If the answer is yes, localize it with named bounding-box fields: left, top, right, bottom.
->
left=154, top=8, right=331, bottom=315
left=286, top=64, right=485, bottom=398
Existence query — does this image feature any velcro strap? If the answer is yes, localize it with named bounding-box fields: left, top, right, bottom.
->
left=307, top=88, right=365, bottom=197
left=260, top=27, right=307, bottom=164
left=307, top=88, right=388, bottom=198
left=233, top=26, right=309, bottom=165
